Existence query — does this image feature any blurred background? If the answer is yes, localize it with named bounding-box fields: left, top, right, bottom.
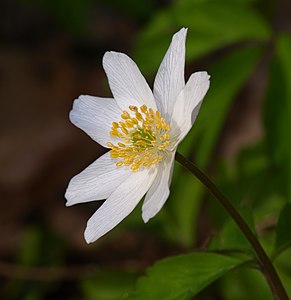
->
left=1, top=0, right=291, bottom=299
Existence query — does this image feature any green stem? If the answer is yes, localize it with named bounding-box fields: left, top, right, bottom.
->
left=175, top=152, right=288, bottom=300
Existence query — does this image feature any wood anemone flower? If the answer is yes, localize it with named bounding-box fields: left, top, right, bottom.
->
left=65, top=28, right=210, bottom=243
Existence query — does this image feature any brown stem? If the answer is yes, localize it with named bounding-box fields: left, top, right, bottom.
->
left=175, top=152, right=288, bottom=300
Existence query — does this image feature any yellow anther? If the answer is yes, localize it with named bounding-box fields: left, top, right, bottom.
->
left=135, top=141, right=147, bottom=147
left=133, top=157, right=142, bottom=164
left=131, top=118, right=138, bottom=124
left=131, top=164, right=140, bottom=172
left=124, top=156, right=134, bottom=163
left=121, top=111, right=130, bottom=119
left=123, top=138, right=131, bottom=144
left=121, top=127, right=129, bottom=134
left=110, top=150, right=119, bottom=158
left=112, top=122, right=119, bottom=128
left=135, top=112, right=143, bottom=121
left=142, top=160, right=151, bottom=167
left=164, top=124, right=170, bottom=131
left=110, top=130, right=118, bottom=137
left=118, top=152, right=127, bottom=158
left=125, top=119, right=134, bottom=127
left=107, top=105, right=171, bottom=172
left=129, top=105, right=138, bottom=112
left=140, top=105, right=148, bottom=113
left=107, top=142, right=114, bottom=148
left=147, top=118, right=154, bottom=125
left=134, top=133, right=142, bottom=139
left=159, top=141, right=169, bottom=150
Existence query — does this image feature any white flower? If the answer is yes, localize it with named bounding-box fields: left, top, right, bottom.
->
left=65, top=28, right=210, bottom=243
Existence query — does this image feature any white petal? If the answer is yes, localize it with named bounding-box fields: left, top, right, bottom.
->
left=171, top=72, right=210, bottom=144
left=103, top=52, right=157, bottom=111
left=65, top=152, right=131, bottom=206
left=153, top=28, right=187, bottom=121
left=142, top=153, right=175, bottom=223
left=70, top=95, right=122, bottom=148
left=84, top=167, right=157, bottom=243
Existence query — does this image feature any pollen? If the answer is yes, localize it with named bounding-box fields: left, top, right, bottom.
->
left=107, top=105, right=171, bottom=172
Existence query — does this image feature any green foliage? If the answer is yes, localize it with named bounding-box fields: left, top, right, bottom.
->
left=168, top=166, right=203, bottom=245
left=128, top=252, right=250, bottom=300
left=10, top=0, right=291, bottom=299
left=214, top=142, right=286, bottom=222
left=209, top=208, right=256, bottom=253
left=134, top=0, right=270, bottom=74
left=264, top=34, right=291, bottom=201
left=17, top=226, right=64, bottom=267
left=275, top=203, right=291, bottom=255
left=274, top=248, right=291, bottom=296
left=166, top=47, right=262, bottom=246
left=180, top=47, right=263, bottom=163
left=128, top=0, right=291, bottom=298
left=220, top=268, right=272, bottom=300
left=81, top=270, right=136, bottom=300
left=221, top=247, right=291, bottom=299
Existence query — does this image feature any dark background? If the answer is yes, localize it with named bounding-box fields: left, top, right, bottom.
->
left=0, top=0, right=291, bottom=299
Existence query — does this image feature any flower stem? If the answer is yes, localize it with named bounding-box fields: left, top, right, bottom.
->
left=175, top=152, right=288, bottom=300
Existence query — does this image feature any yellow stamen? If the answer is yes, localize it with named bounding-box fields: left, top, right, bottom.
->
left=107, top=105, right=171, bottom=172
left=112, top=122, right=119, bottom=128
left=140, top=105, right=148, bottom=113
left=107, top=142, right=114, bottom=148
left=121, top=111, right=130, bottom=119
left=121, top=127, right=128, bottom=134
left=125, top=119, right=134, bottom=127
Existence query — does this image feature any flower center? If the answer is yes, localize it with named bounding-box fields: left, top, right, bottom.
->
left=107, top=105, right=171, bottom=172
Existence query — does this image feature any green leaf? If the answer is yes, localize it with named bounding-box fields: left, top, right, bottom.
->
left=275, top=203, right=291, bottom=254
left=209, top=208, right=256, bottom=253
left=168, top=47, right=263, bottom=246
left=128, top=252, right=250, bottom=300
left=81, top=270, right=136, bottom=300
left=274, top=248, right=291, bottom=297
left=220, top=268, right=272, bottom=300
left=264, top=34, right=291, bottom=201
left=168, top=165, right=203, bottom=245
left=214, top=142, right=285, bottom=223
left=180, top=46, right=263, bottom=163
left=134, top=1, right=270, bottom=74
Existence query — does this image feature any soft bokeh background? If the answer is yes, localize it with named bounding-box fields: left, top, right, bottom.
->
left=1, top=0, right=291, bottom=299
